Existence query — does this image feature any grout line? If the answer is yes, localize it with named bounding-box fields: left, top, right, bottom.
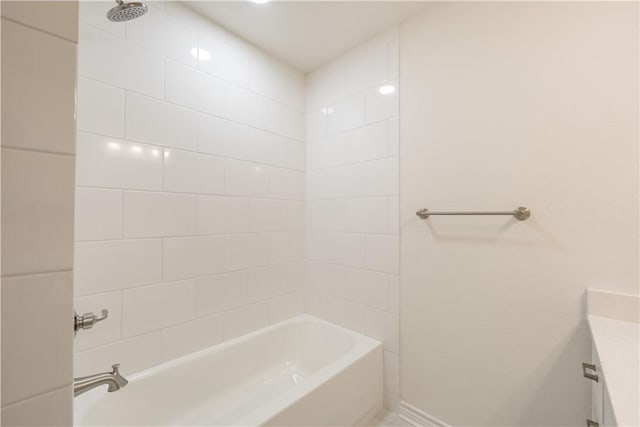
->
left=78, top=74, right=163, bottom=102
left=75, top=289, right=297, bottom=355
left=2, top=16, right=78, bottom=45
left=1, top=145, right=75, bottom=158
left=2, top=268, right=73, bottom=280
left=80, top=80, right=304, bottom=144
left=306, top=258, right=398, bottom=276
left=79, top=50, right=305, bottom=115
left=79, top=63, right=395, bottom=131
left=75, top=228, right=305, bottom=244
left=77, top=129, right=306, bottom=172
left=0, top=383, right=73, bottom=411
left=74, top=183, right=306, bottom=200
left=76, top=259, right=304, bottom=298
left=74, top=288, right=122, bottom=300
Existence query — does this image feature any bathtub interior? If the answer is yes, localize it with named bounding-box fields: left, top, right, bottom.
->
left=75, top=316, right=380, bottom=426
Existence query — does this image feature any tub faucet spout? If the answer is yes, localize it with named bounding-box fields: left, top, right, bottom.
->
left=74, top=364, right=128, bottom=397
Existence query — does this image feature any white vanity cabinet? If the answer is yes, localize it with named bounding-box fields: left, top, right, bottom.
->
left=602, top=389, right=615, bottom=427
left=586, top=342, right=619, bottom=427
left=585, top=344, right=606, bottom=427
left=586, top=315, right=639, bottom=427
left=586, top=291, right=640, bottom=427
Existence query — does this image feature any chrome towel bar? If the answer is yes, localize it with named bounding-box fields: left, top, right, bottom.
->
left=416, top=206, right=531, bottom=221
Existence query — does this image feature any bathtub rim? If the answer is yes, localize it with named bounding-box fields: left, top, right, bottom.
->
left=130, top=314, right=380, bottom=381
left=74, top=314, right=383, bottom=426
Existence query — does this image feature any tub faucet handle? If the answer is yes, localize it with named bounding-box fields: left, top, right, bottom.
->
left=74, top=309, right=109, bottom=335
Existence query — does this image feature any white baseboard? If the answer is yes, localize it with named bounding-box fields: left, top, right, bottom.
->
left=399, top=401, right=450, bottom=427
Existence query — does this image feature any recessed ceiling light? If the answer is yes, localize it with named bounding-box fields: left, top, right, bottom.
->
left=321, top=107, right=335, bottom=115
left=250, top=0, right=270, bottom=4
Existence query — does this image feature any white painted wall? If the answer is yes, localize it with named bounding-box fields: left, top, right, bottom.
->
left=304, top=28, right=400, bottom=410
left=400, top=2, right=638, bottom=426
left=74, top=1, right=306, bottom=377
left=1, top=1, right=78, bottom=424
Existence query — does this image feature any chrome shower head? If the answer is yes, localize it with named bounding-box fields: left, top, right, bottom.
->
left=107, top=0, right=148, bottom=22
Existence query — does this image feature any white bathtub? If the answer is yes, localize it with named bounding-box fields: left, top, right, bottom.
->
left=75, top=315, right=383, bottom=426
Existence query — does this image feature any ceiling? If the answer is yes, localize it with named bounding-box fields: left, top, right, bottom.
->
left=184, top=1, right=428, bottom=73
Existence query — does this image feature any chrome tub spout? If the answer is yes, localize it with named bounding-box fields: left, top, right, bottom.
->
left=74, top=364, right=128, bottom=397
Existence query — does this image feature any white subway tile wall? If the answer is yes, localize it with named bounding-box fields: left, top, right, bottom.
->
left=304, top=27, right=400, bottom=410
left=75, top=2, right=400, bottom=412
left=74, top=2, right=305, bottom=377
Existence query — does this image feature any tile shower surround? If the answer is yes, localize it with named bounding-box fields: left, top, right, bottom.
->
left=74, top=0, right=400, bottom=413
left=305, top=28, right=400, bottom=410
left=74, top=1, right=306, bottom=376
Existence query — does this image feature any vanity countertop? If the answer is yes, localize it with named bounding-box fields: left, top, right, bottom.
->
left=587, top=315, right=639, bottom=427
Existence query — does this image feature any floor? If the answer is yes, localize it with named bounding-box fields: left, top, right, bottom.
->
left=369, top=410, right=413, bottom=427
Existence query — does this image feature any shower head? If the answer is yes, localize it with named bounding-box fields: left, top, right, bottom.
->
left=107, top=0, right=148, bottom=22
